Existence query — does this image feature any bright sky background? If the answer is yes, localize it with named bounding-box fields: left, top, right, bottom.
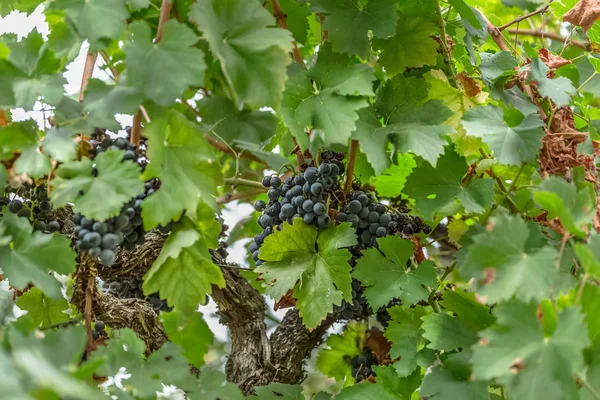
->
left=0, top=6, right=286, bottom=343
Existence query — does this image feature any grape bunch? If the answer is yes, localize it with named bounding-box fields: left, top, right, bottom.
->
left=102, top=279, right=171, bottom=312
left=350, top=347, right=378, bottom=383
left=250, top=163, right=341, bottom=265
left=90, top=127, right=147, bottom=169
left=335, top=279, right=370, bottom=320
left=92, top=320, right=107, bottom=340
left=2, top=183, right=61, bottom=233
left=375, top=298, right=402, bottom=328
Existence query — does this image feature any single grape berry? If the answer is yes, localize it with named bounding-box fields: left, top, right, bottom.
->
left=302, top=200, right=314, bottom=212
left=92, top=221, right=108, bottom=234
left=304, top=167, right=318, bottom=183
left=270, top=176, right=281, bottom=188
left=336, top=212, right=347, bottom=222
left=39, top=200, right=51, bottom=212
left=8, top=199, right=22, bottom=213
left=347, top=200, right=362, bottom=214
left=376, top=226, right=387, bottom=237
left=310, top=182, right=323, bottom=196
left=357, top=194, right=369, bottom=206
left=48, top=220, right=60, bottom=232
left=379, top=214, right=392, bottom=226
left=313, top=202, right=326, bottom=216
left=84, top=232, right=102, bottom=247
left=319, top=163, right=331, bottom=176
left=254, top=200, right=266, bottom=212
left=281, top=203, right=295, bottom=218
left=347, top=214, right=360, bottom=226
left=92, top=330, right=100, bottom=340
left=33, top=220, right=46, bottom=231
left=317, top=214, right=330, bottom=227
left=100, top=249, right=116, bottom=265
left=358, top=207, right=369, bottom=219
left=303, top=212, right=315, bottom=224
left=267, top=189, right=280, bottom=201
left=94, top=320, right=105, bottom=331
left=262, top=176, right=272, bottom=187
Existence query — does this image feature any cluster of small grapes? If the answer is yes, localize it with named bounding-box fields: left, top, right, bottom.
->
left=1, top=184, right=61, bottom=233
left=90, top=127, right=146, bottom=168
left=335, top=279, right=370, bottom=319
left=250, top=163, right=341, bottom=265
left=73, top=213, right=123, bottom=266
left=319, top=150, right=345, bottom=175
left=92, top=320, right=107, bottom=340
left=102, top=279, right=171, bottom=312
left=375, top=298, right=402, bottom=328
left=350, top=347, right=378, bottom=383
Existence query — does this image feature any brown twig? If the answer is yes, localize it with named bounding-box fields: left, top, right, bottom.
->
left=506, top=29, right=590, bottom=50
left=99, top=50, right=119, bottom=81
left=84, top=274, right=94, bottom=355
left=217, top=188, right=267, bottom=205
left=291, top=138, right=305, bottom=170
left=269, top=0, right=305, bottom=67
left=155, top=0, right=172, bottom=43
left=497, top=1, right=551, bottom=31
left=79, top=52, right=98, bottom=102
left=130, top=110, right=142, bottom=146
left=344, top=139, right=358, bottom=194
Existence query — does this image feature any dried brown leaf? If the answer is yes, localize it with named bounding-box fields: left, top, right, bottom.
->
left=538, top=48, right=572, bottom=70
left=563, top=0, right=600, bottom=31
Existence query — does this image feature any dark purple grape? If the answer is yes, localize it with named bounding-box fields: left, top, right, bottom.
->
left=347, top=200, right=362, bottom=214
left=254, top=200, right=266, bottom=212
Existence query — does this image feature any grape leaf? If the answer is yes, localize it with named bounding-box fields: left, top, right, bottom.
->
left=581, top=283, right=600, bottom=343
left=403, top=148, right=494, bottom=220
left=197, top=95, right=277, bottom=145
left=42, top=126, right=76, bottom=163
left=384, top=306, right=433, bottom=377
left=0, top=211, right=76, bottom=298
left=479, top=51, right=518, bottom=86
left=309, top=0, right=398, bottom=58
left=91, top=329, right=195, bottom=398
left=421, top=353, right=489, bottom=400
left=583, top=341, right=600, bottom=400
left=449, top=0, right=482, bottom=28
left=13, top=73, right=66, bottom=110
left=50, top=150, right=145, bottom=221
left=372, top=14, right=438, bottom=76
left=256, top=221, right=357, bottom=329
left=336, top=366, right=420, bottom=399
left=281, top=44, right=374, bottom=151
left=373, top=156, right=416, bottom=198
left=351, top=106, right=388, bottom=175
left=533, top=176, right=595, bottom=238
left=316, top=321, right=366, bottom=385
left=354, top=236, right=437, bottom=310
left=144, top=210, right=224, bottom=314
left=82, top=79, right=141, bottom=132
left=462, top=105, right=545, bottom=165
left=527, top=58, right=576, bottom=107
left=251, top=383, right=304, bottom=400
left=188, top=368, right=243, bottom=400
left=472, top=303, right=589, bottom=400
left=161, top=310, right=214, bottom=368
left=0, top=120, right=51, bottom=178
left=461, top=214, right=560, bottom=303
left=422, top=313, right=480, bottom=352
left=190, top=0, right=293, bottom=109
left=141, top=109, right=223, bottom=229
left=46, top=18, right=83, bottom=61
left=50, top=0, right=128, bottom=43
left=16, top=287, right=69, bottom=328
left=374, top=75, right=454, bottom=166
left=124, top=20, right=205, bottom=106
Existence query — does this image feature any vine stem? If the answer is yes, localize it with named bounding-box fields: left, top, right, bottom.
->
left=497, top=1, right=551, bottom=31
left=575, top=273, right=589, bottom=304
left=482, top=162, right=525, bottom=223
left=84, top=274, right=94, bottom=355
left=578, top=373, right=600, bottom=400
left=344, top=139, right=358, bottom=194
left=155, top=0, right=172, bottom=43
left=40, top=317, right=83, bottom=331
left=434, top=0, right=457, bottom=87
left=225, top=177, right=266, bottom=189
left=216, top=188, right=267, bottom=205
left=269, top=0, right=305, bottom=67
left=78, top=51, right=97, bottom=102
left=506, top=29, right=589, bottom=50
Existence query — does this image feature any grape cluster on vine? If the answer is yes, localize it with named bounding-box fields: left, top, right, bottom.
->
left=91, top=320, right=107, bottom=340
left=350, top=347, right=378, bottom=383
left=250, top=163, right=341, bottom=265
left=102, top=279, right=171, bottom=312
left=1, top=183, right=61, bottom=233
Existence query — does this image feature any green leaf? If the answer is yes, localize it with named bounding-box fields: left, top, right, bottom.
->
left=16, top=287, right=69, bottom=328
left=336, top=366, right=420, bottom=399
left=309, top=0, right=398, bottom=58
left=127, top=0, right=150, bottom=10
left=384, top=306, right=433, bottom=376
left=161, top=310, right=214, bottom=368
left=197, top=95, right=277, bottom=145
left=372, top=14, right=438, bottom=76
left=462, top=105, right=545, bottom=165
left=190, top=0, right=293, bottom=109
left=316, top=321, right=366, bottom=385
left=354, top=236, right=436, bottom=310
left=42, top=127, right=77, bottom=163
left=583, top=341, right=600, bottom=400
left=251, top=383, right=304, bottom=400
left=50, top=0, right=128, bottom=43
left=188, top=368, right=243, bottom=400
left=403, top=148, right=494, bottom=220
left=50, top=150, right=144, bottom=221
left=472, top=303, right=590, bottom=400
left=373, top=156, right=416, bottom=198
left=47, top=19, right=83, bottom=62
left=533, top=176, right=595, bottom=238
left=82, top=79, right=141, bottom=131
left=528, top=58, right=575, bottom=107
left=0, top=120, right=50, bottom=178
left=282, top=44, right=374, bottom=151
left=256, top=221, right=357, bottom=329
left=124, top=20, right=205, bottom=106
left=422, top=312, right=479, bottom=351
left=13, top=73, right=66, bottom=109
left=479, top=51, right=518, bottom=86
left=449, top=0, right=481, bottom=28
left=461, top=215, right=560, bottom=303
left=0, top=161, right=6, bottom=194
left=0, top=211, right=76, bottom=298
left=144, top=212, right=224, bottom=314
left=425, top=69, right=482, bottom=127
left=91, top=329, right=195, bottom=398
left=375, top=76, right=454, bottom=166
left=141, top=109, right=223, bottom=229
left=351, top=106, right=388, bottom=175
left=421, top=353, right=489, bottom=400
